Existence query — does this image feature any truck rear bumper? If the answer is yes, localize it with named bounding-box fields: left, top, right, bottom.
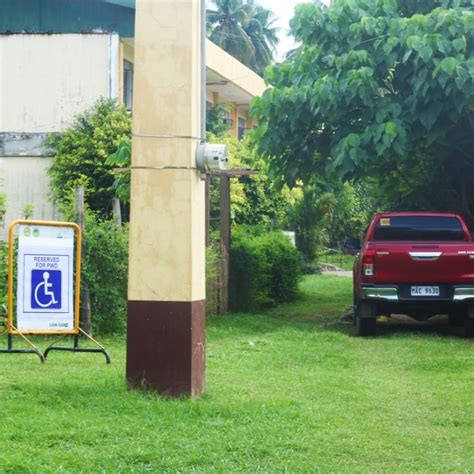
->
left=453, top=287, right=474, bottom=301
left=361, top=286, right=398, bottom=300
left=361, top=284, right=474, bottom=302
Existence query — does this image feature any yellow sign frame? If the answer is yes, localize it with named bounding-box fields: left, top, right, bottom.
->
left=7, top=219, right=82, bottom=336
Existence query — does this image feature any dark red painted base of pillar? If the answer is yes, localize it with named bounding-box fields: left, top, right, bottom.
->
left=126, top=300, right=205, bottom=397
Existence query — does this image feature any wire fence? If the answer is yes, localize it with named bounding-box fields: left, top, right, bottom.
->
left=319, top=247, right=355, bottom=271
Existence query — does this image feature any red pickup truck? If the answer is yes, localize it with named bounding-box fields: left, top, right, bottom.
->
left=345, top=212, right=474, bottom=337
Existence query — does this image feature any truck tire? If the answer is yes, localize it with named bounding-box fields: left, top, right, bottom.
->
left=448, top=311, right=465, bottom=327
left=466, top=319, right=474, bottom=338
left=466, top=303, right=474, bottom=338
left=355, top=301, right=377, bottom=337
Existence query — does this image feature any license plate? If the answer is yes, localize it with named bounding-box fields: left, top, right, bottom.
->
left=411, top=286, right=440, bottom=296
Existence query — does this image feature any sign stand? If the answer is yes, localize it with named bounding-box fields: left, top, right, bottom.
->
left=2, top=220, right=110, bottom=364
left=44, top=327, right=110, bottom=363
left=0, top=327, right=45, bottom=363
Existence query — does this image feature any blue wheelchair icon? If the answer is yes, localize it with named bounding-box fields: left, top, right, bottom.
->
left=31, top=270, right=62, bottom=309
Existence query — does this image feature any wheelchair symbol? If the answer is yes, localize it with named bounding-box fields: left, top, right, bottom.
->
left=31, top=270, right=61, bottom=309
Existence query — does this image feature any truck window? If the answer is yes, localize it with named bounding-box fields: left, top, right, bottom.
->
left=373, top=216, right=464, bottom=241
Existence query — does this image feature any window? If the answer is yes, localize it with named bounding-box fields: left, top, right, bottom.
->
left=238, top=117, right=246, bottom=140
left=373, top=216, right=465, bottom=241
left=123, top=60, right=134, bottom=110
left=221, top=109, right=233, bottom=127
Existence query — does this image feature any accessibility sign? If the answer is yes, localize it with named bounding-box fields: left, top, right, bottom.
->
left=16, top=225, right=74, bottom=331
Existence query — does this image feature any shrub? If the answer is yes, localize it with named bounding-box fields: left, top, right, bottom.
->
left=48, top=99, right=131, bottom=216
left=230, top=230, right=302, bottom=312
left=59, top=197, right=128, bottom=334
left=82, top=217, right=128, bottom=334
left=301, top=261, right=321, bottom=275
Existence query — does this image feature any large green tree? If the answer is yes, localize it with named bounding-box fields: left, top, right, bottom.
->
left=252, top=0, right=474, bottom=225
left=207, top=0, right=279, bottom=75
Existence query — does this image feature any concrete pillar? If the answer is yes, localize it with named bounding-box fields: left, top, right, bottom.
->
left=126, top=0, right=205, bottom=397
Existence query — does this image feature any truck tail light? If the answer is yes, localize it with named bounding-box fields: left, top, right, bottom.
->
left=362, top=250, right=375, bottom=276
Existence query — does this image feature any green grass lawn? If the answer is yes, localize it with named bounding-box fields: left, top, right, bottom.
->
left=0, top=275, right=473, bottom=472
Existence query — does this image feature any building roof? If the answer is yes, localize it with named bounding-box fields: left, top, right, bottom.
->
left=104, top=0, right=135, bottom=7
left=0, top=0, right=135, bottom=37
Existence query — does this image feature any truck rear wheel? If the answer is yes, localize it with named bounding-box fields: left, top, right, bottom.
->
left=355, top=301, right=377, bottom=337
left=466, top=303, right=474, bottom=338
left=448, top=310, right=465, bottom=327
left=466, top=319, right=474, bottom=338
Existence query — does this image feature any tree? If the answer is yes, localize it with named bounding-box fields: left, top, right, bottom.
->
left=251, top=0, right=474, bottom=226
left=286, top=186, right=336, bottom=263
left=207, top=133, right=294, bottom=228
left=48, top=99, right=131, bottom=215
left=244, top=1, right=280, bottom=75
left=207, top=0, right=279, bottom=75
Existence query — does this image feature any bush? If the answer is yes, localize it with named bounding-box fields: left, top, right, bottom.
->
left=301, top=262, right=321, bottom=275
left=48, top=99, right=131, bottom=216
left=230, top=230, right=302, bottom=312
left=82, top=217, right=128, bottom=334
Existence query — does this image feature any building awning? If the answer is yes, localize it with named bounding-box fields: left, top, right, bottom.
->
left=103, top=0, right=135, bottom=8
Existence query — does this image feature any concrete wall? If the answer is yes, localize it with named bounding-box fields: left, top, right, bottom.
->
left=0, top=33, right=118, bottom=133
left=0, top=156, right=59, bottom=238
left=0, top=33, right=119, bottom=239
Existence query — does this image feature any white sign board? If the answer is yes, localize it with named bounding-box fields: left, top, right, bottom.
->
left=16, top=225, right=75, bottom=331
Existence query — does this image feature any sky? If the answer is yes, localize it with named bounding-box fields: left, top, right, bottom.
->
left=257, top=0, right=330, bottom=59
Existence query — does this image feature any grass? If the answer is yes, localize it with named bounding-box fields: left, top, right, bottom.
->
left=0, top=275, right=473, bottom=472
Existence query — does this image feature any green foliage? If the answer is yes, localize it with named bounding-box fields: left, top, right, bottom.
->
left=206, top=103, right=232, bottom=136
left=105, top=138, right=132, bottom=204
left=22, top=204, right=34, bottom=220
left=252, top=0, right=474, bottom=226
left=286, top=186, right=336, bottom=263
left=48, top=99, right=131, bottom=216
left=207, top=0, right=279, bottom=75
left=0, top=193, right=6, bottom=220
left=230, top=229, right=302, bottom=312
left=82, top=218, right=128, bottom=334
left=323, top=181, right=379, bottom=247
left=61, top=200, right=128, bottom=334
left=207, top=133, right=295, bottom=228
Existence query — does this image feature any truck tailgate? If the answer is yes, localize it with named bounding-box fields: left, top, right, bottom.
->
left=372, top=243, right=474, bottom=284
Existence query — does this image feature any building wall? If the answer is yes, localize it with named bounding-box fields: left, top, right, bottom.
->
left=0, top=33, right=119, bottom=239
left=0, top=34, right=118, bottom=133
left=0, top=156, right=59, bottom=238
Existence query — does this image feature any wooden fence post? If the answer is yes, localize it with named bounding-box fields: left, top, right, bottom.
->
left=112, top=197, right=122, bottom=228
left=219, top=176, right=231, bottom=314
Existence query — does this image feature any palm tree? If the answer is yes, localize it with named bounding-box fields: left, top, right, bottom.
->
left=207, top=0, right=256, bottom=66
left=206, top=0, right=279, bottom=76
left=243, top=1, right=279, bottom=75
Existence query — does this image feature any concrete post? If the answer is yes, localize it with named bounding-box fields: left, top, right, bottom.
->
left=126, top=0, right=205, bottom=397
